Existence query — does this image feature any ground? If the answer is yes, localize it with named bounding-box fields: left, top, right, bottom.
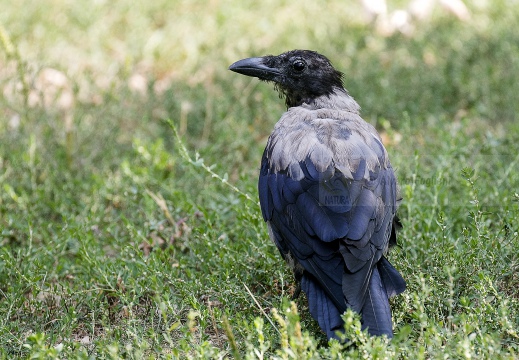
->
left=0, top=0, right=518, bottom=358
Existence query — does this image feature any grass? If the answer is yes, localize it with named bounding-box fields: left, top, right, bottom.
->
left=1, top=0, right=519, bottom=358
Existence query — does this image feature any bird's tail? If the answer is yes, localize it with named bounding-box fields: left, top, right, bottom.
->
left=301, top=275, right=344, bottom=340
left=361, top=257, right=406, bottom=337
left=302, top=257, right=405, bottom=339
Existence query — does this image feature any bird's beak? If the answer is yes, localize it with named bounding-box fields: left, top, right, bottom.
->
left=229, top=57, right=281, bottom=81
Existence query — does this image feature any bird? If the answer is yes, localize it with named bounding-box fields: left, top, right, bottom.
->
left=229, top=50, right=406, bottom=340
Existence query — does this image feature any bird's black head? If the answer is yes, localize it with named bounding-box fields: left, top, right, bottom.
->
left=229, top=50, right=345, bottom=108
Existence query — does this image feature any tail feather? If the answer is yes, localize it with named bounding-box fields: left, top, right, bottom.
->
left=301, top=274, right=344, bottom=340
left=360, top=266, right=393, bottom=337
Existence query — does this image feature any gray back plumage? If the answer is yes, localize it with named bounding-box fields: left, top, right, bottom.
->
left=265, top=89, right=389, bottom=181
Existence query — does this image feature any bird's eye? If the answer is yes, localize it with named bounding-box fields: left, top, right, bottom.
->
left=292, top=60, right=306, bottom=72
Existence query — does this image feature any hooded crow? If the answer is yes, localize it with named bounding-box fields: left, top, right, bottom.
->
left=229, top=50, right=405, bottom=340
